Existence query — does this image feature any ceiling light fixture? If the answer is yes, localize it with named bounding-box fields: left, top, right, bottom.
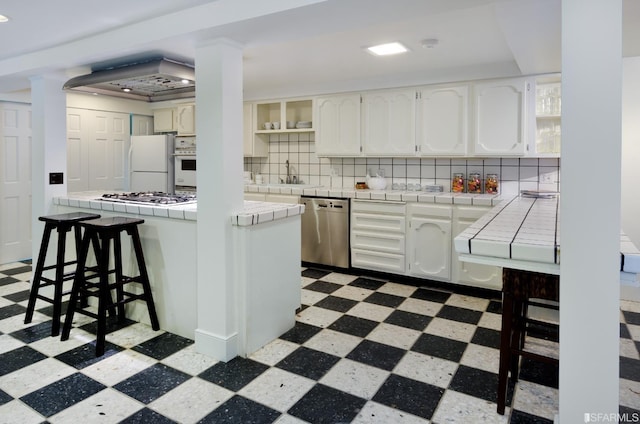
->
left=366, top=42, right=408, bottom=56
left=181, top=79, right=190, bottom=84
left=421, top=38, right=439, bottom=49
left=121, top=87, right=132, bottom=93
left=0, top=14, right=9, bottom=23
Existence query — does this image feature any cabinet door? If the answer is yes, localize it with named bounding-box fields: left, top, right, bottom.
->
left=176, top=104, right=195, bottom=135
left=417, top=85, right=468, bottom=156
left=153, top=108, right=175, bottom=133
left=407, top=217, right=451, bottom=280
left=314, top=94, right=361, bottom=156
left=473, top=78, right=528, bottom=156
left=451, top=208, right=502, bottom=290
left=243, top=102, right=267, bottom=157
left=362, top=89, right=416, bottom=156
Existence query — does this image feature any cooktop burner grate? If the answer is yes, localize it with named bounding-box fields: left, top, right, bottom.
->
left=99, top=192, right=197, bottom=205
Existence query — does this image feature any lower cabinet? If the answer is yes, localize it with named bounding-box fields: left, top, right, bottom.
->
left=351, top=200, right=406, bottom=274
left=406, top=204, right=452, bottom=281
left=451, top=205, right=502, bottom=290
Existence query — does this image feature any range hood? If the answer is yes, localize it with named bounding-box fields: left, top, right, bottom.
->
left=63, top=58, right=195, bottom=102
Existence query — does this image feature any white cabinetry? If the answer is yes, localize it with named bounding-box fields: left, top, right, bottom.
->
left=153, top=104, right=196, bottom=135
left=362, top=89, right=416, bottom=156
left=351, top=200, right=406, bottom=273
left=314, top=94, right=361, bottom=157
left=243, top=102, right=267, bottom=157
left=472, top=78, right=529, bottom=156
left=406, top=204, right=452, bottom=280
left=528, top=75, right=561, bottom=157
left=451, top=206, right=502, bottom=290
left=153, top=108, right=175, bottom=133
left=416, top=85, right=468, bottom=156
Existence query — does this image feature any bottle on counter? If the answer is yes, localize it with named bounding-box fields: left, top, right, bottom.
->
left=467, top=172, right=482, bottom=193
left=485, top=174, right=499, bottom=194
left=452, top=173, right=464, bottom=193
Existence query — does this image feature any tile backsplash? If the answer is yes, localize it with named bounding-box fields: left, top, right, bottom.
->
left=243, top=133, right=560, bottom=196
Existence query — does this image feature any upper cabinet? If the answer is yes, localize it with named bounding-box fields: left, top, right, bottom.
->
left=314, top=94, right=362, bottom=157
left=362, top=89, right=416, bottom=156
left=153, top=103, right=196, bottom=135
left=472, top=78, right=528, bottom=156
left=254, top=98, right=313, bottom=133
left=243, top=102, right=268, bottom=157
left=416, top=84, right=469, bottom=156
left=528, top=75, right=561, bottom=157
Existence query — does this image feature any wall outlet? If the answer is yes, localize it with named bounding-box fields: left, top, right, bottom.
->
left=49, top=172, right=63, bottom=185
left=330, top=167, right=340, bottom=177
left=540, top=173, right=554, bottom=183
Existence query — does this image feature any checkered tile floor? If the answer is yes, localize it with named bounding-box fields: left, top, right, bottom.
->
left=1, top=261, right=639, bottom=423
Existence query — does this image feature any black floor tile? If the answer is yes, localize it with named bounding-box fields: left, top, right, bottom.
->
left=411, top=287, right=451, bottom=303
left=78, top=316, right=136, bottom=336
left=0, top=276, right=20, bottom=286
left=36, top=300, right=70, bottom=318
left=4, top=289, right=30, bottom=303
left=436, top=305, right=483, bottom=325
left=510, top=409, right=554, bottom=423
left=314, top=295, right=358, bottom=313
left=199, top=357, right=269, bottom=392
left=301, top=268, right=331, bottom=279
left=486, top=300, right=503, bottom=314
left=364, top=292, right=405, bottom=308
left=2, top=265, right=32, bottom=275
left=411, top=333, right=468, bottom=362
left=346, top=339, right=405, bottom=371
left=0, top=304, right=26, bottom=320
left=328, top=315, right=378, bottom=338
left=623, top=310, right=640, bottom=326
left=288, top=384, right=366, bottom=424
left=372, top=374, right=443, bottom=420
left=55, top=341, right=123, bottom=369
left=279, top=322, right=322, bottom=344
left=0, top=346, right=47, bottom=376
left=526, top=321, right=559, bottom=342
left=348, top=277, right=386, bottom=291
left=122, top=408, right=179, bottom=423
left=471, top=327, right=501, bottom=349
left=448, top=364, right=498, bottom=403
left=304, top=280, right=342, bottom=294
left=621, top=323, right=632, bottom=339
left=620, top=405, right=640, bottom=421
left=20, top=373, right=105, bottom=417
left=131, top=332, right=193, bottom=360
left=199, top=395, right=281, bottom=424
left=276, top=346, right=340, bottom=380
left=384, top=310, right=432, bottom=331
left=620, top=356, right=640, bottom=382
left=114, top=363, right=190, bottom=404
left=0, top=388, right=12, bottom=407
left=10, top=321, right=55, bottom=343
left=518, top=357, right=559, bottom=388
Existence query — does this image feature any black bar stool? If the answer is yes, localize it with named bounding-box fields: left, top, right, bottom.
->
left=24, top=212, right=101, bottom=336
left=61, top=216, right=160, bottom=356
left=497, top=267, right=559, bottom=414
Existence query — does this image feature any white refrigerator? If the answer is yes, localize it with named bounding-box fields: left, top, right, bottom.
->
left=129, top=135, right=174, bottom=193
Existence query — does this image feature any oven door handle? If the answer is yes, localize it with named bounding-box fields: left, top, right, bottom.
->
left=172, top=153, right=197, bottom=157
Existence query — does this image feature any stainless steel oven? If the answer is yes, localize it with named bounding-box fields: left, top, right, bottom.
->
left=174, top=137, right=196, bottom=194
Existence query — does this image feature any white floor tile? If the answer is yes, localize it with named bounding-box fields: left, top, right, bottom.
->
left=393, top=351, right=457, bottom=389
left=48, top=388, right=143, bottom=424
left=511, top=380, right=558, bottom=420
left=397, top=298, right=443, bottom=317
left=331, top=285, right=374, bottom=302
left=425, top=317, right=476, bottom=343
left=0, top=357, right=77, bottom=398
left=0, top=400, right=47, bottom=424
left=431, top=390, right=510, bottom=423
left=161, top=344, right=219, bottom=376
left=295, top=306, right=342, bottom=329
left=303, top=329, right=362, bottom=357
left=366, top=323, right=421, bottom=350
left=80, top=349, right=156, bottom=386
left=238, top=367, right=315, bottom=412
left=105, top=323, right=164, bottom=348
left=249, top=338, right=300, bottom=366
left=352, top=401, right=430, bottom=423
left=319, top=358, right=390, bottom=399
left=446, top=294, right=491, bottom=312
left=347, top=302, right=394, bottom=322
left=459, top=344, right=500, bottom=374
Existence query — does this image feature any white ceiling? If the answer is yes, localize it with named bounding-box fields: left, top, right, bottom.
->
left=0, top=0, right=638, bottom=101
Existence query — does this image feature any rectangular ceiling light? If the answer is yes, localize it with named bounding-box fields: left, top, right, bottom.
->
left=367, top=42, right=409, bottom=56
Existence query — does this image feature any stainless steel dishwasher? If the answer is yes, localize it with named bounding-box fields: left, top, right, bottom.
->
left=300, top=197, right=350, bottom=268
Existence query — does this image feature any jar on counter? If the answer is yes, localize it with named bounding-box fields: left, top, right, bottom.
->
left=485, top=174, right=499, bottom=194
left=467, top=172, right=482, bottom=193
left=452, top=173, right=464, bottom=193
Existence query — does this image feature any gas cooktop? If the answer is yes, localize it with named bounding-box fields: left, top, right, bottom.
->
left=99, top=192, right=197, bottom=205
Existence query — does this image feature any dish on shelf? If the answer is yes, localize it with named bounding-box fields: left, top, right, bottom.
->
left=295, top=121, right=312, bottom=129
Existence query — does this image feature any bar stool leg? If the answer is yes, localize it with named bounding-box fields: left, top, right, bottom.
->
left=50, top=224, right=70, bottom=336
left=497, top=290, right=514, bottom=415
left=113, top=232, right=126, bottom=322
left=24, top=223, right=54, bottom=325
left=129, top=226, right=160, bottom=330
left=95, top=233, right=112, bottom=357
left=61, top=229, right=93, bottom=341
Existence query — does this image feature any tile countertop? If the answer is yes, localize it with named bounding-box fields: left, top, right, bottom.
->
left=454, top=195, right=640, bottom=276
left=53, top=191, right=305, bottom=227
left=244, top=184, right=505, bottom=206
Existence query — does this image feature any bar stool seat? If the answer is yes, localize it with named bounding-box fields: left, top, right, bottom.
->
left=24, top=212, right=101, bottom=336
left=61, top=216, right=160, bottom=356
left=497, top=267, right=559, bottom=414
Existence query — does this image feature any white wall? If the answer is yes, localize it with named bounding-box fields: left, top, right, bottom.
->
left=622, top=56, right=640, bottom=247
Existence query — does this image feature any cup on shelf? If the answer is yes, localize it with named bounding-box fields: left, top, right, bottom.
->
left=286, top=121, right=296, bottom=129
left=263, top=122, right=272, bottom=130
left=272, top=122, right=280, bottom=130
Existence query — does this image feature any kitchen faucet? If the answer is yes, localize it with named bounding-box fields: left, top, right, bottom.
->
left=285, top=160, right=291, bottom=184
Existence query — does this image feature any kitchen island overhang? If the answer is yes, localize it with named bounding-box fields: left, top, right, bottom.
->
left=52, top=191, right=304, bottom=359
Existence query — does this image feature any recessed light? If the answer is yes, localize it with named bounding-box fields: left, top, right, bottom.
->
left=181, top=79, right=190, bottom=84
left=0, top=14, right=9, bottom=23
left=366, top=42, right=408, bottom=56
left=421, top=38, right=439, bottom=49
left=121, top=87, right=132, bottom=92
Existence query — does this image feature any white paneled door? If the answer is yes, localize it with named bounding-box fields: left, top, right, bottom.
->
left=0, top=102, right=32, bottom=264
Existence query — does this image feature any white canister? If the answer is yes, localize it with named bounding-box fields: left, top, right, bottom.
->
left=255, top=174, right=264, bottom=185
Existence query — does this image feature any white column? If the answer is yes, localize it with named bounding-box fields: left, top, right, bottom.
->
left=559, top=1, right=621, bottom=422
left=29, top=75, right=68, bottom=263
left=194, top=39, right=244, bottom=361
